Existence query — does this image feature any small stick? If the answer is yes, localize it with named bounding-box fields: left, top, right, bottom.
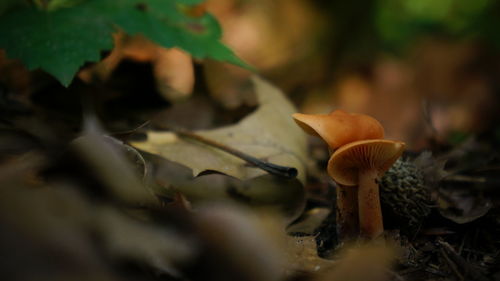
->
left=439, top=247, right=464, bottom=280
left=423, top=265, right=448, bottom=277
left=111, top=121, right=152, bottom=138
left=164, top=126, right=298, bottom=179
left=437, top=239, right=489, bottom=281
left=385, top=269, right=405, bottom=281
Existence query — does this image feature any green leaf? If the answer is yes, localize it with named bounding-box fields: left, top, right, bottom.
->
left=0, top=0, right=250, bottom=86
left=0, top=5, right=114, bottom=86
left=95, top=0, right=249, bottom=68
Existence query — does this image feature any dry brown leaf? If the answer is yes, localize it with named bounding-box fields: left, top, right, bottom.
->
left=132, top=75, right=308, bottom=184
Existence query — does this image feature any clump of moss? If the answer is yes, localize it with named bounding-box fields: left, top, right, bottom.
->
left=380, top=158, right=432, bottom=228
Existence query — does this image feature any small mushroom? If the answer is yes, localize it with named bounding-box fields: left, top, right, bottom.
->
left=292, top=110, right=385, bottom=241
left=328, top=139, right=406, bottom=239
left=292, top=110, right=384, bottom=150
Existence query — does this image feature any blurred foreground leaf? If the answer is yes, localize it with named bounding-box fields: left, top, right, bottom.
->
left=95, top=206, right=194, bottom=277
left=0, top=150, right=194, bottom=279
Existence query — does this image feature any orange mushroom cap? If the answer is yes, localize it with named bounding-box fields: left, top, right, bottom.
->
left=327, top=139, right=406, bottom=186
left=292, top=110, right=384, bottom=150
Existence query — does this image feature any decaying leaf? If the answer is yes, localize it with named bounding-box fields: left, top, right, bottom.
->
left=149, top=156, right=306, bottom=222
left=437, top=188, right=492, bottom=224
left=181, top=174, right=305, bottom=222
left=132, top=75, right=308, bottom=184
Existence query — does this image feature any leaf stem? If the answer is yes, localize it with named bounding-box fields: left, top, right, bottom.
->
left=166, top=126, right=298, bottom=179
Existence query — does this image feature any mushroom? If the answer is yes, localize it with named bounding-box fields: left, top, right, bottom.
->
left=292, top=110, right=384, bottom=150
left=292, top=110, right=385, bottom=240
left=328, top=139, right=406, bottom=239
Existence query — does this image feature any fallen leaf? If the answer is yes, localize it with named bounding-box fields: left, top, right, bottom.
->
left=147, top=156, right=305, bottom=222
left=132, top=75, right=308, bottom=184
left=179, top=174, right=305, bottom=222
left=437, top=188, right=492, bottom=224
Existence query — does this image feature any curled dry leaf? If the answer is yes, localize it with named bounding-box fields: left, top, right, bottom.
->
left=132, top=75, right=308, bottom=184
left=149, top=156, right=306, bottom=223
left=70, top=116, right=157, bottom=207
left=437, top=188, right=492, bottom=224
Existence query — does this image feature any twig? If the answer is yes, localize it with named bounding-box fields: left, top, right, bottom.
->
left=439, top=247, right=464, bottom=280
left=437, top=239, right=489, bottom=281
left=385, top=269, right=405, bottom=281
left=398, top=266, right=421, bottom=276
left=421, top=100, right=439, bottom=138
left=161, top=126, right=298, bottom=179
left=111, top=121, right=152, bottom=138
left=458, top=233, right=466, bottom=255
left=442, top=174, right=490, bottom=184
left=423, top=265, right=448, bottom=277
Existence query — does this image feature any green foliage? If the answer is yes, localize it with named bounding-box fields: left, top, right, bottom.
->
left=47, top=0, right=86, bottom=11
left=0, top=5, right=114, bottom=86
left=0, top=0, right=249, bottom=86
left=376, top=0, right=492, bottom=51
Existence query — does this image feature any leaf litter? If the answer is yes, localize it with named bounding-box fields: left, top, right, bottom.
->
left=1, top=59, right=500, bottom=281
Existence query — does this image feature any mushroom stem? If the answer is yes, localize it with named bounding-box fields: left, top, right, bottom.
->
left=358, top=169, right=384, bottom=239
left=336, top=184, right=359, bottom=241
